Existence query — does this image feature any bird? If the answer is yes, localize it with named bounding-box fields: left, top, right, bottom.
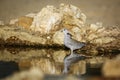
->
left=62, top=28, right=86, bottom=56
left=63, top=52, right=92, bottom=74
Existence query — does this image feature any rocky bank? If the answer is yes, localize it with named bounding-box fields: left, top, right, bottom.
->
left=0, top=4, right=119, bottom=54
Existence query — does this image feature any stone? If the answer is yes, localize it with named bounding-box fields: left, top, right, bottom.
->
left=60, top=3, right=86, bottom=28
left=15, top=16, right=33, bottom=29
left=0, top=20, right=4, bottom=25
left=86, top=57, right=108, bottom=68
left=65, top=76, right=79, bottom=80
left=70, top=61, right=86, bottom=75
left=30, top=3, right=86, bottom=34
left=52, top=29, right=64, bottom=45
left=5, top=67, right=44, bottom=80
left=30, top=5, right=63, bottom=34
left=102, top=54, right=120, bottom=77
left=89, top=22, right=102, bottom=32
left=52, top=50, right=67, bottom=63
left=74, top=22, right=119, bottom=45
left=18, top=59, right=31, bottom=70
left=0, top=47, right=48, bottom=61
left=31, top=58, right=61, bottom=74
left=25, top=13, right=36, bottom=18
left=0, top=26, right=46, bottom=45
left=9, top=18, right=18, bottom=25
left=52, top=21, right=119, bottom=46
left=0, top=4, right=119, bottom=52
left=93, top=37, right=115, bottom=45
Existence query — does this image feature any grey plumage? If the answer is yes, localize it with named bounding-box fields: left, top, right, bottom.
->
left=62, top=28, right=85, bottom=55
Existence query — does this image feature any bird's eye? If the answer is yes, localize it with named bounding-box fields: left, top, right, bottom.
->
left=67, top=33, right=71, bottom=36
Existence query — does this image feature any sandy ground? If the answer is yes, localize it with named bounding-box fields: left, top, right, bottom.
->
left=0, top=0, right=120, bottom=26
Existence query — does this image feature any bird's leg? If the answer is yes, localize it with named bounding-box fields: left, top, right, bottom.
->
left=70, top=49, right=74, bottom=56
left=63, top=57, right=71, bottom=74
left=63, top=65, right=69, bottom=74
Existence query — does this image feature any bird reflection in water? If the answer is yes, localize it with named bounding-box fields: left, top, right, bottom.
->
left=63, top=52, right=92, bottom=74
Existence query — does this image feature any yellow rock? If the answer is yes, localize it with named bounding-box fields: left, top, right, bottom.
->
left=52, top=50, right=67, bottom=63
left=31, top=58, right=61, bottom=74
left=5, top=67, right=44, bottom=80
left=53, top=30, right=64, bottom=45
left=15, top=16, right=33, bottom=29
left=70, top=61, right=86, bottom=75
left=102, top=55, right=120, bottom=77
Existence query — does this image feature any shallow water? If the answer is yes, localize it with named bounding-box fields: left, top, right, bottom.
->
left=0, top=47, right=118, bottom=79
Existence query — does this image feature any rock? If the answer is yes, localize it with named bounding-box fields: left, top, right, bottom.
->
left=93, top=37, right=115, bottom=45
left=65, top=75, right=79, bottom=80
left=18, top=59, right=31, bottom=70
left=88, top=24, right=119, bottom=45
left=86, top=57, right=109, bottom=68
left=53, top=19, right=119, bottom=46
left=25, top=13, right=36, bottom=18
left=30, top=3, right=86, bottom=34
left=9, top=13, right=35, bottom=25
left=52, top=29, right=64, bottom=45
left=0, top=48, right=48, bottom=61
left=9, top=18, right=18, bottom=25
left=89, top=48, right=98, bottom=56
left=5, top=67, right=44, bottom=80
left=53, top=22, right=119, bottom=46
left=30, top=5, right=63, bottom=34
left=31, top=58, right=61, bottom=74
left=89, top=22, right=103, bottom=32
left=15, top=16, right=33, bottom=29
left=0, top=20, right=4, bottom=25
left=102, top=54, right=120, bottom=77
left=70, top=61, right=86, bottom=75
left=0, top=26, right=46, bottom=46
left=60, top=3, right=86, bottom=28
left=52, top=50, right=67, bottom=63
left=0, top=4, right=119, bottom=52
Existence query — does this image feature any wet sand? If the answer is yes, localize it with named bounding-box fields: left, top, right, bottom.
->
left=0, top=0, right=120, bottom=26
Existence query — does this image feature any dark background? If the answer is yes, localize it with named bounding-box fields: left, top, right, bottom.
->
left=0, top=0, right=120, bottom=26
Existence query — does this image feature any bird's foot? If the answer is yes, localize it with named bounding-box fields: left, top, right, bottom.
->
left=63, top=68, right=68, bottom=74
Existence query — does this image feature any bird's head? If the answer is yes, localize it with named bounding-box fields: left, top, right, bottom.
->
left=62, top=28, right=69, bottom=33
left=61, top=28, right=72, bottom=36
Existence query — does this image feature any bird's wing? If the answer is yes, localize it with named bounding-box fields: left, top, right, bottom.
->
left=70, top=38, right=85, bottom=48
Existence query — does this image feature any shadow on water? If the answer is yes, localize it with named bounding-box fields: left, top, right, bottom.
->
left=0, top=61, right=19, bottom=79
